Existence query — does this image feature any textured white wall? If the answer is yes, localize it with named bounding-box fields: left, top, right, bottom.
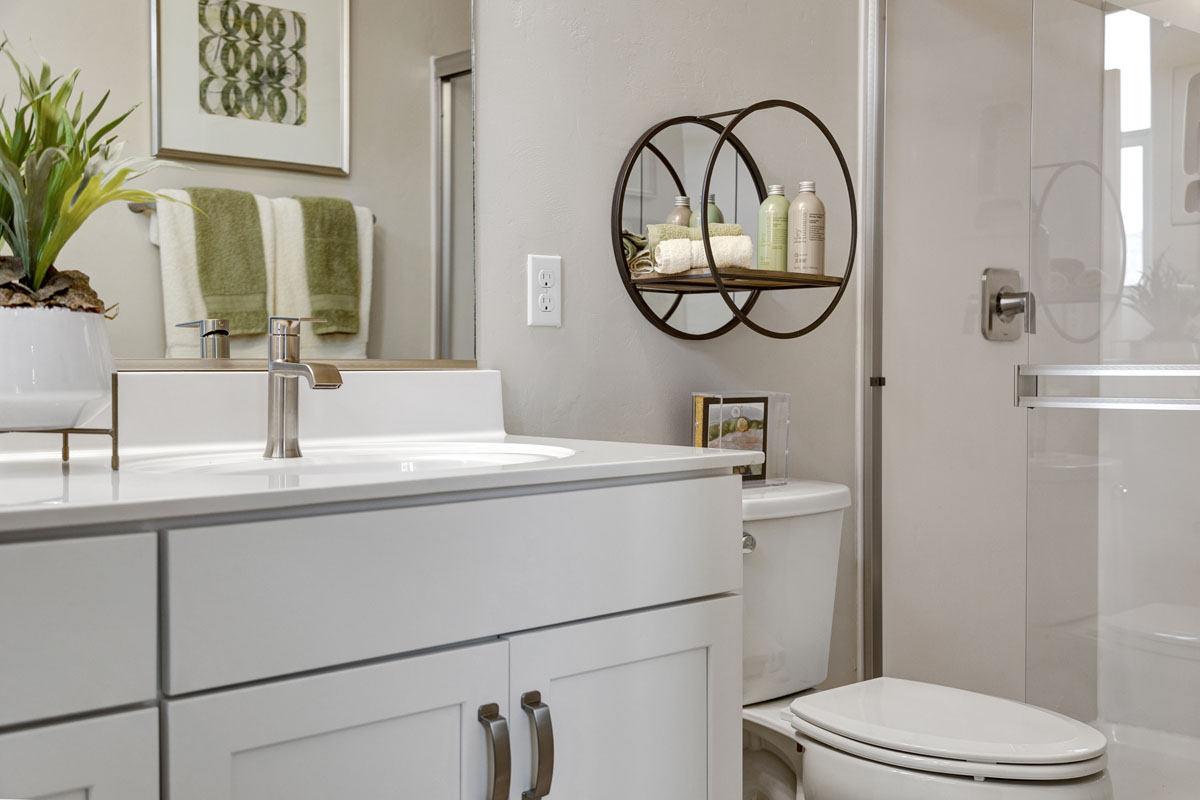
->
left=476, top=0, right=864, bottom=688
left=2, top=0, right=469, bottom=359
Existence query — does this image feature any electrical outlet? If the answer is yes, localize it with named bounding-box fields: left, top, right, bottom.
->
left=528, top=255, right=561, bottom=326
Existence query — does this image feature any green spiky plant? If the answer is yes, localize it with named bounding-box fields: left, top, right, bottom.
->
left=1124, top=256, right=1200, bottom=342
left=0, top=38, right=171, bottom=312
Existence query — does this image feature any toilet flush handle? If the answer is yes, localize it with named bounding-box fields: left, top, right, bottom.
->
left=742, top=532, right=757, bottom=554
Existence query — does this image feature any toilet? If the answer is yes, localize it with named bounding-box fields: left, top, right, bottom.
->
left=740, top=480, right=1114, bottom=800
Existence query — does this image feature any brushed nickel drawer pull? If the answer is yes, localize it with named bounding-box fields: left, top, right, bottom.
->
left=521, top=690, right=554, bottom=798
left=478, top=703, right=511, bottom=800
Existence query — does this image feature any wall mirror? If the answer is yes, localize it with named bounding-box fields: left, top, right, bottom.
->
left=2, top=0, right=475, bottom=364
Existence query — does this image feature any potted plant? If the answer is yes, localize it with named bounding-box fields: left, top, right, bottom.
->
left=1124, top=256, right=1200, bottom=362
left=0, top=41, right=169, bottom=430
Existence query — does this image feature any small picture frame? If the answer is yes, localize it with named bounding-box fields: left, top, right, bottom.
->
left=152, top=0, right=350, bottom=175
left=694, top=394, right=769, bottom=482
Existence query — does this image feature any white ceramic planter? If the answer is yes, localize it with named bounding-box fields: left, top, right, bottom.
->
left=0, top=307, right=115, bottom=430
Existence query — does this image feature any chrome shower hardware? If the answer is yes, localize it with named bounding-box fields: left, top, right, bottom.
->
left=982, top=268, right=1036, bottom=341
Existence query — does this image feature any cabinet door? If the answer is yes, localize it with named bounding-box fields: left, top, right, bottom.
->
left=507, top=595, right=741, bottom=799
left=167, top=640, right=509, bottom=800
left=0, top=708, right=159, bottom=800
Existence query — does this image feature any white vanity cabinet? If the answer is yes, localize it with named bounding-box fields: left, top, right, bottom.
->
left=165, top=596, right=740, bottom=800
left=1, top=470, right=743, bottom=800
left=166, top=641, right=509, bottom=800
left=160, top=476, right=743, bottom=799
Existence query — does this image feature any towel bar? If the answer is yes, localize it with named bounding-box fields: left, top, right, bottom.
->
left=129, top=200, right=376, bottom=224
left=1015, top=363, right=1200, bottom=411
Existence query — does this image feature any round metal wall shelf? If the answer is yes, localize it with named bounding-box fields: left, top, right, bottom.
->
left=611, top=99, right=857, bottom=340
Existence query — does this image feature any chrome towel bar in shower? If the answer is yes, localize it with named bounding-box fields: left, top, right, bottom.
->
left=1015, top=364, right=1200, bottom=411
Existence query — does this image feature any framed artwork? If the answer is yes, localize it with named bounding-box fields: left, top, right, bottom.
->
left=152, top=0, right=350, bottom=175
left=694, top=395, right=769, bottom=482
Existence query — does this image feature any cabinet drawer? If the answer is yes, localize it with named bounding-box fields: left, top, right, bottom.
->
left=165, top=475, right=741, bottom=694
left=0, top=534, right=157, bottom=726
left=165, top=641, right=508, bottom=800
left=0, top=708, right=159, bottom=800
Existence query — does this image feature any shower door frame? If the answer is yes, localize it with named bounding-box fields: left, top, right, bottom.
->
left=860, top=0, right=887, bottom=680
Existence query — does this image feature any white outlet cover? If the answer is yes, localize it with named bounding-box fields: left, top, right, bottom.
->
left=528, top=255, right=562, bottom=326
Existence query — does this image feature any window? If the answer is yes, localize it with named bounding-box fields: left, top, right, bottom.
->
left=1106, top=9, right=1152, bottom=286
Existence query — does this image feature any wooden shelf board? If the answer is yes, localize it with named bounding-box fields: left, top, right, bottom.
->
left=632, top=267, right=843, bottom=293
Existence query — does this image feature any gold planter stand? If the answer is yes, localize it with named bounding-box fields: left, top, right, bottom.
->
left=3, top=374, right=120, bottom=470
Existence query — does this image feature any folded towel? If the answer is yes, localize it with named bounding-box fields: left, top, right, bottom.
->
left=1046, top=272, right=1069, bottom=293
left=654, top=235, right=754, bottom=274
left=688, top=223, right=744, bottom=241
left=622, top=229, right=648, bottom=262
left=156, top=188, right=276, bottom=357
left=646, top=223, right=743, bottom=259
left=273, top=197, right=375, bottom=359
left=1050, top=257, right=1085, bottom=279
left=294, top=196, right=361, bottom=335
left=628, top=248, right=655, bottom=275
left=646, top=224, right=691, bottom=256
left=1075, top=268, right=1103, bottom=289
left=187, top=188, right=272, bottom=335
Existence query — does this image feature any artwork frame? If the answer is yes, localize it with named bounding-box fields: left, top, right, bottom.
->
left=151, top=0, right=350, bottom=176
left=695, top=394, right=769, bottom=483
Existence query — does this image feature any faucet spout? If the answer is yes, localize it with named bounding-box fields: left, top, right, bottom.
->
left=268, top=360, right=343, bottom=389
left=263, top=316, right=343, bottom=458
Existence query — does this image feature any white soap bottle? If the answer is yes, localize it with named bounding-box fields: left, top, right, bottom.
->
left=787, top=180, right=825, bottom=275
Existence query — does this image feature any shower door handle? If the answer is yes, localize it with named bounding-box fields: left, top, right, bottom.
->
left=982, top=268, right=1036, bottom=341
left=996, top=290, right=1037, bottom=334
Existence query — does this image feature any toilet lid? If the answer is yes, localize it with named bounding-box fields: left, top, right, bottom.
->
left=790, top=678, right=1107, bottom=765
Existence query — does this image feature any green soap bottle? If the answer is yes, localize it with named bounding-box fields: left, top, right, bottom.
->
left=756, top=185, right=789, bottom=271
left=688, top=194, right=725, bottom=227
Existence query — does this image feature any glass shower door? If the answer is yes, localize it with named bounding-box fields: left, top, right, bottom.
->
left=1026, top=3, right=1200, bottom=797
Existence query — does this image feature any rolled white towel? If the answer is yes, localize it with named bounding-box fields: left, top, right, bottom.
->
left=1075, top=268, right=1102, bottom=289
left=654, top=235, right=754, bottom=274
left=1046, top=272, right=1069, bottom=293
left=654, top=238, right=696, bottom=273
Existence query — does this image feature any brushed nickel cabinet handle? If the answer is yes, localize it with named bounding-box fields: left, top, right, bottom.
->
left=521, top=691, right=555, bottom=799
left=478, top=703, right=511, bottom=800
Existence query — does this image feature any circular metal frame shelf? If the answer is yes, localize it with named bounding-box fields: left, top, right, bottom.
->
left=611, top=99, right=857, bottom=340
left=611, top=114, right=768, bottom=340
left=1032, top=159, right=1126, bottom=345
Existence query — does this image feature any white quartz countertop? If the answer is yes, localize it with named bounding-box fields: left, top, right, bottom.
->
left=0, top=435, right=759, bottom=537
left=0, top=369, right=764, bottom=537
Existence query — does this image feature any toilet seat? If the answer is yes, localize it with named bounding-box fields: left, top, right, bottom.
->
left=789, top=678, right=1109, bottom=782
left=792, top=715, right=1108, bottom=782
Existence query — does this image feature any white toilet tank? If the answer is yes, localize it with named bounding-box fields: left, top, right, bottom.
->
left=742, top=480, right=851, bottom=705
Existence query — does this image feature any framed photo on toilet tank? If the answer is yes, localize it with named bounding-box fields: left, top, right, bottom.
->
left=152, top=0, right=350, bottom=175
left=693, top=394, right=769, bottom=483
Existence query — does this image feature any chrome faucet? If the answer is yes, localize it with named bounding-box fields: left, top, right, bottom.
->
left=264, top=316, right=343, bottom=459
left=176, top=318, right=231, bottom=358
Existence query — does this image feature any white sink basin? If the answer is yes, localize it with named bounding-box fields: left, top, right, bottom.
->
left=129, top=442, right=575, bottom=476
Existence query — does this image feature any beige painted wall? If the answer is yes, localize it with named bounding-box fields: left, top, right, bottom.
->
left=475, top=0, right=864, bottom=689
left=2, top=0, right=469, bottom=359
